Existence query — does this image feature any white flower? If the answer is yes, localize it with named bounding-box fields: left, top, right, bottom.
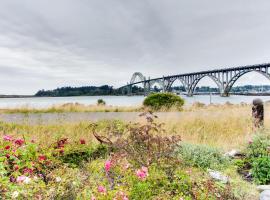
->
left=55, top=177, right=62, bottom=182
left=23, top=177, right=31, bottom=184
left=12, top=191, right=19, bottom=199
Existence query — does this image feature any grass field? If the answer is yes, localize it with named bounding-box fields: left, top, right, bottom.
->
left=1, top=103, right=268, bottom=199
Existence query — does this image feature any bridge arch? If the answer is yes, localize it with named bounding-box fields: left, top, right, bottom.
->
left=224, top=69, right=270, bottom=96
left=168, top=77, right=189, bottom=93
left=149, top=79, right=164, bottom=92
left=189, top=74, right=223, bottom=96
left=130, top=72, right=145, bottom=84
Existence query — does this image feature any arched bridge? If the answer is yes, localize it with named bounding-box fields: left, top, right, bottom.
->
left=120, top=63, right=270, bottom=96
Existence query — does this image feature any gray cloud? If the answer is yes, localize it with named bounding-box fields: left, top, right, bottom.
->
left=0, top=0, right=270, bottom=94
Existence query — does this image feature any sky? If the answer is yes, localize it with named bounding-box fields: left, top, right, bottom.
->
left=1, top=0, right=270, bottom=94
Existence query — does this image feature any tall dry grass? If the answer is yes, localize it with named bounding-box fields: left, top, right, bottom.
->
left=157, top=103, right=270, bottom=150
left=0, top=103, right=269, bottom=151
left=0, top=103, right=142, bottom=113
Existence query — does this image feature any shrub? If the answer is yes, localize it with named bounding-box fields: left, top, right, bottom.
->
left=252, top=155, right=270, bottom=184
left=91, top=112, right=181, bottom=167
left=143, top=93, right=184, bottom=111
left=241, top=134, right=270, bottom=184
left=97, top=99, right=106, bottom=105
left=60, top=144, right=108, bottom=167
left=176, top=143, right=230, bottom=170
left=246, top=134, right=270, bottom=159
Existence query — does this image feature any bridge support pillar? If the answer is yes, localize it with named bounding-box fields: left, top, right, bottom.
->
left=220, top=92, right=229, bottom=97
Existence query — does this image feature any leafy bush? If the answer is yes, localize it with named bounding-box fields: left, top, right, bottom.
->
left=97, top=99, right=106, bottom=105
left=246, top=134, right=270, bottom=159
left=176, top=143, right=230, bottom=170
left=91, top=112, right=181, bottom=167
left=143, top=93, right=184, bottom=111
left=252, top=155, right=270, bottom=184
left=61, top=144, right=108, bottom=167
left=241, top=134, right=270, bottom=184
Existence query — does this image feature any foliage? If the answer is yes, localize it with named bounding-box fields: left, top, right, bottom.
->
left=241, top=134, right=270, bottom=184
left=60, top=144, right=108, bottom=167
left=246, top=134, right=270, bottom=159
left=252, top=155, right=270, bottom=184
left=35, top=85, right=119, bottom=97
left=143, top=93, right=184, bottom=111
left=97, top=99, right=106, bottom=106
left=176, top=143, right=230, bottom=170
left=0, top=112, right=258, bottom=199
left=91, top=112, right=181, bottom=167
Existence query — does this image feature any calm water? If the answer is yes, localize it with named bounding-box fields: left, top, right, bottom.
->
left=0, top=95, right=269, bottom=108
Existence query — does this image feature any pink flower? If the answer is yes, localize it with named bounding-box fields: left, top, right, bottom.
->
left=38, top=155, right=47, bottom=161
left=249, top=139, right=253, bottom=145
left=124, top=163, right=130, bottom=169
left=91, top=196, right=96, bottom=200
left=23, top=168, right=33, bottom=175
left=136, top=166, right=148, bottom=180
left=114, top=191, right=129, bottom=200
left=17, top=175, right=27, bottom=183
left=141, top=166, right=148, bottom=173
left=3, top=135, right=12, bottom=141
left=98, top=185, right=106, bottom=193
left=4, top=145, right=10, bottom=150
left=80, top=139, right=86, bottom=144
left=105, top=160, right=112, bottom=172
left=14, top=139, right=24, bottom=146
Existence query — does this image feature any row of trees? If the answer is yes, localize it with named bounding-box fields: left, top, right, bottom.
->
left=35, top=85, right=120, bottom=97
left=35, top=84, right=270, bottom=97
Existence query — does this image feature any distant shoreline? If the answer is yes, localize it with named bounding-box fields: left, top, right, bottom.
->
left=0, top=93, right=269, bottom=98
left=0, top=95, right=34, bottom=98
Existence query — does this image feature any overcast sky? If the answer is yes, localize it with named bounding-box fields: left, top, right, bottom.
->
left=1, top=0, right=270, bottom=94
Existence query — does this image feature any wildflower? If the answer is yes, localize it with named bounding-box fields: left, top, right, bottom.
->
left=115, top=191, right=129, bottom=200
left=5, top=154, right=10, bottom=159
left=10, top=176, right=16, bottom=183
left=17, top=175, right=27, bottom=183
left=249, top=139, right=253, bottom=145
left=105, top=160, right=112, bottom=172
left=124, top=163, right=130, bottom=169
left=23, top=177, right=31, bottom=184
left=38, top=155, right=47, bottom=161
left=3, top=135, right=12, bottom=141
left=4, top=145, right=11, bottom=150
left=141, top=166, right=148, bottom=174
left=136, top=166, right=148, bottom=180
left=55, top=177, right=62, bottom=182
left=14, top=165, right=19, bottom=171
left=57, top=138, right=68, bottom=148
left=14, top=139, right=24, bottom=146
left=98, top=185, right=106, bottom=193
left=91, top=196, right=96, bottom=200
left=59, top=149, right=64, bottom=155
left=23, top=168, right=33, bottom=175
left=80, top=139, right=86, bottom=144
left=11, top=191, right=19, bottom=199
